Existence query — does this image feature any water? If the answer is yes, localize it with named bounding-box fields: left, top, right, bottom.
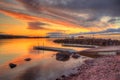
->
left=0, top=38, right=88, bottom=80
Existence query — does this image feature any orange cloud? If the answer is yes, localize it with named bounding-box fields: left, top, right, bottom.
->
left=0, top=8, right=88, bottom=30
left=0, top=9, right=39, bottom=21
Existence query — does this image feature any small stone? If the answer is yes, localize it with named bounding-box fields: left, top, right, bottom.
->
left=69, top=73, right=76, bottom=77
left=61, top=75, right=66, bottom=78
left=24, top=58, right=31, bottom=61
left=56, top=78, right=61, bottom=80
left=78, top=68, right=80, bottom=70
left=9, top=63, right=17, bottom=69
left=72, top=54, right=80, bottom=59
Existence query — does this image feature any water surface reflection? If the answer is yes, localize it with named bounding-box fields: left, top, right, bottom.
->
left=0, top=38, right=88, bottom=80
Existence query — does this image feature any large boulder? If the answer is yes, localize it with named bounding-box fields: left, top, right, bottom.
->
left=56, top=52, right=70, bottom=61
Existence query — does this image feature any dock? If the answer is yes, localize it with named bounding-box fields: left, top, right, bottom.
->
left=34, top=46, right=76, bottom=53
left=77, top=46, right=120, bottom=58
left=62, top=44, right=99, bottom=48
left=34, top=46, right=120, bottom=58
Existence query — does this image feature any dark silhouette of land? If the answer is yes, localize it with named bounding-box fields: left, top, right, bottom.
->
left=54, top=38, right=120, bottom=46
left=0, top=34, right=49, bottom=39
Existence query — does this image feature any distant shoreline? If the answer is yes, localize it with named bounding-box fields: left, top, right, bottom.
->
left=54, top=38, right=120, bottom=46
left=0, top=34, right=49, bottom=39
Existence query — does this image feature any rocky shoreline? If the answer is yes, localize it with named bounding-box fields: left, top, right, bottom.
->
left=57, top=55, right=120, bottom=80
left=54, top=38, right=120, bottom=46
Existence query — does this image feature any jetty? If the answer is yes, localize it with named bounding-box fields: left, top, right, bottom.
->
left=34, top=46, right=120, bottom=58
left=62, top=44, right=99, bottom=48
left=77, top=46, right=120, bottom=58
left=54, top=38, right=120, bottom=46
left=34, top=46, right=76, bottom=53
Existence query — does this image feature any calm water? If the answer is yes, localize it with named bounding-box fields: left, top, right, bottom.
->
left=0, top=38, right=88, bottom=80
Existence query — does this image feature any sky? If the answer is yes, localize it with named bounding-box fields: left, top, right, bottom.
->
left=0, top=0, right=120, bottom=36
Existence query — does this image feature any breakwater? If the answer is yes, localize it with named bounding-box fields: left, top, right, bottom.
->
left=54, top=38, right=120, bottom=46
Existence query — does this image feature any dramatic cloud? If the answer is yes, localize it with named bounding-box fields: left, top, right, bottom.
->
left=108, top=18, right=120, bottom=24
left=27, top=22, right=67, bottom=31
left=18, top=0, right=120, bottom=16
left=101, top=28, right=120, bottom=33
left=80, top=28, right=120, bottom=34
left=28, top=22, right=48, bottom=30
left=17, top=0, right=120, bottom=28
left=0, top=8, right=35, bottom=21
left=0, top=0, right=120, bottom=35
left=0, top=6, right=86, bottom=29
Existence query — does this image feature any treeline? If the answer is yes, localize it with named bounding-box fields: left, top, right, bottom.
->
left=0, top=34, right=49, bottom=39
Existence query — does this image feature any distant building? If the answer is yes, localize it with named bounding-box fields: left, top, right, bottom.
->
left=47, top=32, right=67, bottom=38
left=76, top=35, right=85, bottom=38
left=68, top=34, right=85, bottom=39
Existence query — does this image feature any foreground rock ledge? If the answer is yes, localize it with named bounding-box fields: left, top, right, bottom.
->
left=63, top=55, right=120, bottom=80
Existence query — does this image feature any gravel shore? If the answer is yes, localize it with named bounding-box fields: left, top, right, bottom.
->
left=62, top=55, right=120, bottom=80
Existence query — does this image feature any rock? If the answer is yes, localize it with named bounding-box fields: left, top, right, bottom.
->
left=56, top=52, right=70, bottom=61
left=63, top=56, right=120, bottom=80
left=72, top=54, right=80, bottom=59
left=69, top=73, right=76, bottom=77
left=24, top=58, right=31, bottom=61
left=56, top=78, right=61, bottom=80
left=61, top=75, right=66, bottom=78
left=9, top=63, right=17, bottom=69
